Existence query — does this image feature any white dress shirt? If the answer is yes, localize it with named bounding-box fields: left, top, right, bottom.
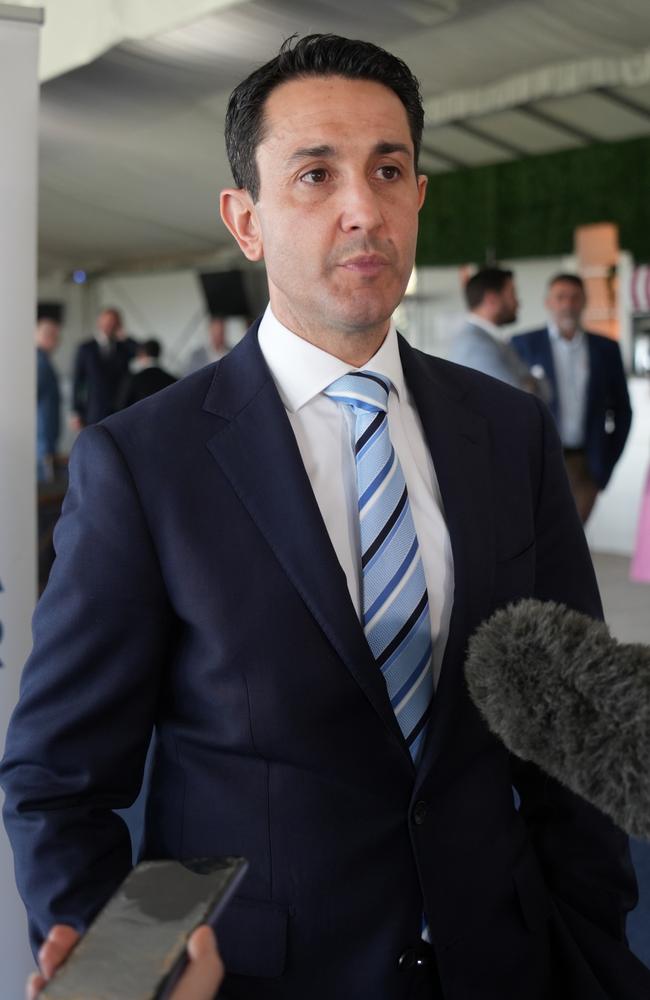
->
left=548, top=323, right=589, bottom=448
left=258, top=305, right=454, bottom=688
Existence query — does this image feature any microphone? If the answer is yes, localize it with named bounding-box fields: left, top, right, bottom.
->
left=464, top=599, right=650, bottom=839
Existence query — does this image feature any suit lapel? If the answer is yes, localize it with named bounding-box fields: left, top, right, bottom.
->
left=203, top=325, right=411, bottom=765
left=585, top=332, right=598, bottom=423
left=399, top=338, right=496, bottom=773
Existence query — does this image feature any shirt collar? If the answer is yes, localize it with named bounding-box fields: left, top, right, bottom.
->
left=548, top=321, right=585, bottom=347
left=257, top=304, right=406, bottom=413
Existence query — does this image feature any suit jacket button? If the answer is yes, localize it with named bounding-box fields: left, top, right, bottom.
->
left=413, top=800, right=428, bottom=825
left=398, top=948, right=417, bottom=971
left=398, top=946, right=431, bottom=972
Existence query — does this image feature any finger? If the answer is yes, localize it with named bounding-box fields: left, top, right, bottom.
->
left=187, top=926, right=218, bottom=961
left=171, top=926, right=224, bottom=1000
left=38, top=925, right=80, bottom=979
left=26, top=971, right=44, bottom=1000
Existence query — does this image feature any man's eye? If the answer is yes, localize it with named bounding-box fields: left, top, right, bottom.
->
left=300, top=168, right=329, bottom=184
left=377, top=165, right=401, bottom=180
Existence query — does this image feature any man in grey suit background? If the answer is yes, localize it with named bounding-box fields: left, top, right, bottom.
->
left=449, top=267, right=542, bottom=394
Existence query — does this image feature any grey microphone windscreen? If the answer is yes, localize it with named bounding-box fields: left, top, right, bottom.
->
left=465, top=599, right=650, bottom=838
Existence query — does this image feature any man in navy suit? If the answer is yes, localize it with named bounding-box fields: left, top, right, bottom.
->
left=3, top=35, right=649, bottom=1000
left=116, top=338, right=177, bottom=409
left=70, top=307, right=135, bottom=428
left=511, top=274, right=632, bottom=522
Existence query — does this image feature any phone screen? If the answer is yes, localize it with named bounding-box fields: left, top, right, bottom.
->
left=40, top=856, right=248, bottom=1000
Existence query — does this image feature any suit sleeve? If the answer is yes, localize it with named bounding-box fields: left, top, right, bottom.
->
left=511, top=397, right=638, bottom=942
left=605, top=341, right=632, bottom=473
left=451, top=337, right=524, bottom=390
left=0, top=424, right=174, bottom=952
left=509, top=334, right=530, bottom=366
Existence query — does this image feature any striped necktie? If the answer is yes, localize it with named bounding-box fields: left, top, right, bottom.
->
left=324, top=371, right=434, bottom=764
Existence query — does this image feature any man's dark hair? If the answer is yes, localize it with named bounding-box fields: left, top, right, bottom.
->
left=225, top=34, right=424, bottom=202
left=464, top=268, right=514, bottom=310
left=141, top=338, right=161, bottom=359
left=547, top=272, right=585, bottom=293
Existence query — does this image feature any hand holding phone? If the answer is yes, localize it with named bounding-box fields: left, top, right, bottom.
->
left=33, top=856, right=246, bottom=1000
left=28, top=926, right=81, bottom=1000
left=28, top=926, right=224, bottom=1000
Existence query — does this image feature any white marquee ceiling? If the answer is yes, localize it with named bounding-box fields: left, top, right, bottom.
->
left=35, top=0, right=650, bottom=274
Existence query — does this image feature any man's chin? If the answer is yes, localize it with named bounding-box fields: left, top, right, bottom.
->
left=336, top=310, right=394, bottom=337
left=329, top=293, right=401, bottom=335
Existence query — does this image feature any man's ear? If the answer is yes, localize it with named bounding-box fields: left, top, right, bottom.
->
left=416, top=173, right=428, bottom=211
left=220, top=189, right=263, bottom=261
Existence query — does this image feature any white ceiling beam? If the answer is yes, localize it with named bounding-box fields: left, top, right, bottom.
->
left=39, top=0, right=251, bottom=82
left=422, top=47, right=650, bottom=128
left=0, top=3, right=43, bottom=23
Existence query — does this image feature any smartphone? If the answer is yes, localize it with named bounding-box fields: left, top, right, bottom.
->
left=39, top=855, right=248, bottom=1000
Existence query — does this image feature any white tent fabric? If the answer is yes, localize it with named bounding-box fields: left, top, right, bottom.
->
left=13, top=0, right=250, bottom=81
left=424, top=47, right=650, bottom=126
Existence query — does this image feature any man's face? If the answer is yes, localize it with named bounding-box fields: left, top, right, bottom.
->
left=545, top=280, right=585, bottom=335
left=209, top=318, right=226, bottom=351
left=38, top=320, right=60, bottom=352
left=494, top=277, right=519, bottom=326
left=223, top=76, right=427, bottom=347
left=96, top=310, right=120, bottom=339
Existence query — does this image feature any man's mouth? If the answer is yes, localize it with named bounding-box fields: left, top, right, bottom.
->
left=339, top=254, right=390, bottom=275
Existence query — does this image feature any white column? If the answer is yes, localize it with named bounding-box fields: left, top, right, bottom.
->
left=0, top=4, right=43, bottom=993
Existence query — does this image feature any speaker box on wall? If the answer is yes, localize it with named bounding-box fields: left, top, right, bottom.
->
left=198, top=271, right=250, bottom=318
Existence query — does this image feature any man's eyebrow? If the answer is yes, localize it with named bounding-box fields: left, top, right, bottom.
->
left=287, top=144, right=336, bottom=164
left=374, top=141, right=411, bottom=157
left=285, top=141, right=412, bottom=166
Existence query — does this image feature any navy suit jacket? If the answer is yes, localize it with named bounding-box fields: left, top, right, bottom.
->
left=72, top=338, right=133, bottom=425
left=511, top=327, right=632, bottom=489
left=3, top=324, right=649, bottom=999
left=36, top=348, right=61, bottom=459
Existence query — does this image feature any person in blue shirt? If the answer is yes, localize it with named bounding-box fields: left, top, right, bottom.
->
left=35, top=318, right=62, bottom=484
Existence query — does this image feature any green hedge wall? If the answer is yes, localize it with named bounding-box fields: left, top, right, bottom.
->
left=416, top=135, right=650, bottom=266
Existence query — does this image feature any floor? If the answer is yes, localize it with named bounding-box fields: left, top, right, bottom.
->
left=592, top=552, right=650, bottom=646
left=592, top=551, right=650, bottom=967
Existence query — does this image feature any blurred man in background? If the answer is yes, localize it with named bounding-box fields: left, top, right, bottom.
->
left=450, top=267, right=549, bottom=401
left=117, top=338, right=177, bottom=409
left=35, top=317, right=61, bottom=484
left=512, top=273, right=632, bottom=522
left=70, top=307, right=134, bottom=428
left=449, top=267, right=541, bottom=392
left=184, top=315, right=229, bottom=374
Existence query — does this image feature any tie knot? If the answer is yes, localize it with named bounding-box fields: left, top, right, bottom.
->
left=324, top=371, right=390, bottom=414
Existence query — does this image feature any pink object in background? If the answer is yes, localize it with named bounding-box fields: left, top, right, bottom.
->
left=631, top=468, right=650, bottom=584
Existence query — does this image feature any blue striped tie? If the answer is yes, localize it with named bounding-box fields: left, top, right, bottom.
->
left=325, top=371, right=433, bottom=764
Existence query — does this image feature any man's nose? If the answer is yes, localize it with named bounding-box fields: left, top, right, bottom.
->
left=339, top=178, right=384, bottom=233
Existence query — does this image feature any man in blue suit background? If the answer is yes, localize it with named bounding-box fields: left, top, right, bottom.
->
left=512, top=273, right=632, bottom=523
left=35, top=317, right=62, bottom=483
left=3, top=36, right=649, bottom=1000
